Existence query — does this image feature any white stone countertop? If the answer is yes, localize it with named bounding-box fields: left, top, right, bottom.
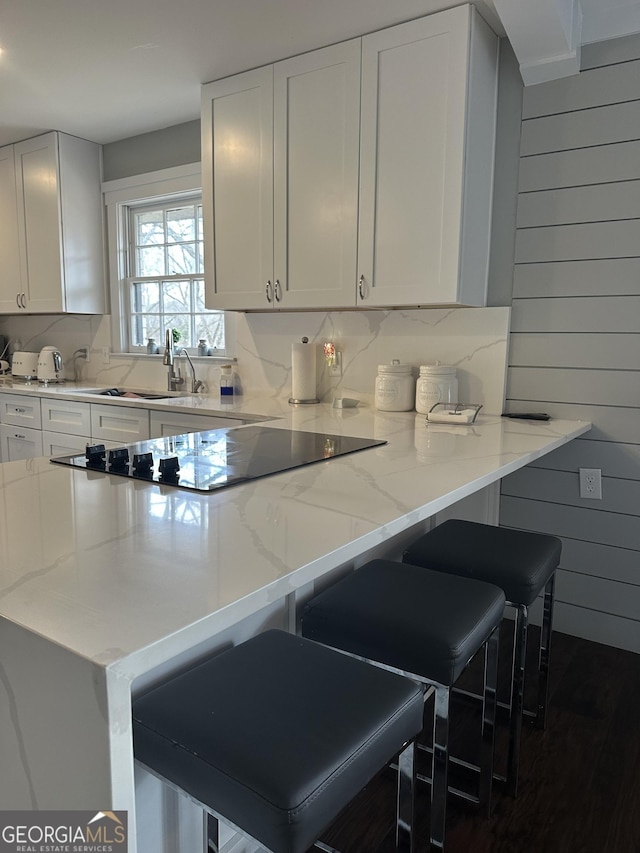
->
left=0, top=392, right=590, bottom=680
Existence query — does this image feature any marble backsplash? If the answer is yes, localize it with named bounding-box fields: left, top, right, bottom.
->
left=0, top=306, right=511, bottom=413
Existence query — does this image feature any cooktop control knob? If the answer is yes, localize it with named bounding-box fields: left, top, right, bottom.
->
left=108, top=448, right=130, bottom=469
left=85, top=444, right=106, bottom=467
left=159, top=456, right=180, bottom=481
left=132, top=452, right=154, bottom=474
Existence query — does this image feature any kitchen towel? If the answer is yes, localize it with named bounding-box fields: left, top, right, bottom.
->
left=290, top=338, right=318, bottom=403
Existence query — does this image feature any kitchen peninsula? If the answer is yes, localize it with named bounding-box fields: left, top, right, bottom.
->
left=0, top=397, right=589, bottom=852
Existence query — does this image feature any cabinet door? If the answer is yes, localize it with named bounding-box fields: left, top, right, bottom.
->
left=0, top=146, right=23, bottom=313
left=41, top=398, right=91, bottom=436
left=149, top=410, right=244, bottom=438
left=273, top=40, right=361, bottom=309
left=357, top=6, right=495, bottom=307
left=42, top=430, right=89, bottom=458
left=202, top=67, right=274, bottom=310
left=0, top=393, right=42, bottom=429
left=90, top=404, right=150, bottom=443
left=14, top=133, right=65, bottom=312
left=0, top=424, right=43, bottom=462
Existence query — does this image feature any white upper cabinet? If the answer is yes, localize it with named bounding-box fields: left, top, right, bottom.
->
left=357, top=5, right=498, bottom=307
left=202, top=40, right=361, bottom=310
left=9, top=131, right=105, bottom=314
left=0, top=146, right=23, bottom=313
left=201, top=4, right=498, bottom=311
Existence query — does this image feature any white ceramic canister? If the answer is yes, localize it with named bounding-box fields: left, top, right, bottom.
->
left=374, top=360, right=415, bottom=411
left=415, top=364, right=458, bottom=414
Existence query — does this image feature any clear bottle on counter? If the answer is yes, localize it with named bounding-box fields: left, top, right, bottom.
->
left=415, top=364, right=458, bottom=414
left=374, top=360, right=415, bottom=411
left=197, top=339, right=208, bottom=356
left=146, top=338, right=159, bottom=354
left=220, top=364, right=234, bottom=399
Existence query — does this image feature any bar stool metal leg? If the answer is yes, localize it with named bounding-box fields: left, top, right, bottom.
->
left=507, top=605, right=528, bottom=798
left=479, top=625, right=500, bottom=816
left=397, top=741, right=416, bottom=853
left=537, top=573, right=556, bottom=731
left=430, top=686, right=450, bottom=852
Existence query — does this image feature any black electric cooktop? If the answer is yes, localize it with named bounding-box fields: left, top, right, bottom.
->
left=50, top=426, right=386, bottom=493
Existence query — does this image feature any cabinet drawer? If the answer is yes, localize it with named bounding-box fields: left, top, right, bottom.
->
left=0, top=394, right=42, bottom=428
left=42, top=430, right=89, bottom=458
left=41, top=398, right=91, bottom=436
left=90, top=404, right=150, bottom=443
left=149, top=410, right=244, bottom=438
left=0, top=423, right=43, bottom=461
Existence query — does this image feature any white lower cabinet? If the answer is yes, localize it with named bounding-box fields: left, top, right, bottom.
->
left=0, top=424, right=43, bottom=461
left=90, top=404, right=150, bottom=443
left=42, top=430, right=90, bottom=458
left=41, top=398, right=92, bottom=436
left=149, top=410, right=244, bottom=438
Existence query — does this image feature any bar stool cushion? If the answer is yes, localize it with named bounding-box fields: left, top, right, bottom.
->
left=402, top=520, right=561, bottom=607
left=302, top=559, right=505, bottom=686
left=133, top=629, right=423, bottom=853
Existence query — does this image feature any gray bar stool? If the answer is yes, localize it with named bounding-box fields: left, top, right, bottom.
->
left=402, top=519, right=561, bottom=797
left=301, top=559, right=506, bottom=853
left=133, top=629, right=424, bottom=853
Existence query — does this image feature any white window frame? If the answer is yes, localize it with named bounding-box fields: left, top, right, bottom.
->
left=103, top=163, right=235, bottom=358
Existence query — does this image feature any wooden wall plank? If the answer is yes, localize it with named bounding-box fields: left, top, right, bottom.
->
left=502, top=402, right=639, bottom=444
left=559, top=536, right=640, bottom=586
left=509, top=332, right=640, bottom=369
left=522, top=59, right=640, bottom=119
left=516, top=181, right=640, bottom=228
left=552, top=601, right=640, bottom=653
left=500, top=495, right=640, bottom=550
left=519, top=141, right=640, bottom=192
left=556, top=569, right=640, bottom=620
left=511, top=296, right=640, bottom=332
left=501, top=466, right=640, bottom=515
left=515, top=220, right=640, bottom=263
left=513, top=259, right=640, bottom=298
left=520, top=101, right=640, bottom=156
left=507, top=366, right=640, bottom=406
left=528, top=437, right=640, bottom=479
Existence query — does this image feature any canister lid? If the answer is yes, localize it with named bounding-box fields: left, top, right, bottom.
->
left=419, top=363, right=456, bottom=375
left=378, top=359, right=412, bottom=374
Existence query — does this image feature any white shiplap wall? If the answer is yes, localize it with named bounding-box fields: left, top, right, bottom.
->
left=502, top=37, right=640, bottom=653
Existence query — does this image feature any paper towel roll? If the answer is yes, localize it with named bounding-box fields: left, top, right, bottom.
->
left=290, top=339, right=318, bottom=404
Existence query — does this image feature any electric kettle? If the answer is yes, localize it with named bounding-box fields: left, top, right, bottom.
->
left=37, top=346, right=65, bottom=383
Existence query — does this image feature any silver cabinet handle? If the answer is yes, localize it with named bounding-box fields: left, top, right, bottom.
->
left=21, top=293, right=27, bottom=309
left=266, top=280, right=273, bottom=303
left=15, top=434, right=26, bottom=440
left=16, top=293, right=21, bottom=309
left=15, top=408, right=26, bottom=414
left=358, top=275, right=365, bottom=300
left=274, top=279, right=282, bottom=302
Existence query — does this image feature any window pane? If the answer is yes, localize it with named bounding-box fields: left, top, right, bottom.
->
left=167, top=206, right=196, bottom=243
left=194, top=280, right=206, bottom=313
left=199, top=314, right=225, bottom=350
left=164, top=315, right=191, bottom=348
left=137, top=246, right=165, bottom=277
left=131, top=281, right=160, bottom=314
left=167, top=242, right=197, bottom=275
left=162, top=281, right=191, bottom=313
left=131, top=316, right=162, bottom=347
left=135, top=209, right=164, bottom=246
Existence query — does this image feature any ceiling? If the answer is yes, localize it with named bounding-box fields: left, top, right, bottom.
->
left=1, top=0, right=639, bottom=148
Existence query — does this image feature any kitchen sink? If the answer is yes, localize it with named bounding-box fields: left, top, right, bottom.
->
left=75, top=387, right=189, bottom=400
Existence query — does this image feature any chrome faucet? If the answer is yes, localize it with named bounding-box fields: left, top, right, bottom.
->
left=163, top=329, right=184, bottom=392
left=179, top=347, right=205, bottom=393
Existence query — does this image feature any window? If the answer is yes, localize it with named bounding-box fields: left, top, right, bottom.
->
left=104, top=164, right=232, bottom=357
left=128, top=199, right=223, bottom=352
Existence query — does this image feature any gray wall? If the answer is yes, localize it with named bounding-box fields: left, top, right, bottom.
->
left=501, top=35, right=640, bottom=652
left=102, top=120, right=200, bottom=181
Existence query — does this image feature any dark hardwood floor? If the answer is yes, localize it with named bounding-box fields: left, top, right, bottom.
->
left=318, top=629, right=640, bottom=853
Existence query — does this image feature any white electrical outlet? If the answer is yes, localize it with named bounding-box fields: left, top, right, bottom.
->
left=102, top=346, right=110, bottom=365
left=579, top=468, right=602, bottom=500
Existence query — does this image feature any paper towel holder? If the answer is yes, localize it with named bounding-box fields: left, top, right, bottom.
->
left=289, top=336, right=320, bottom=405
